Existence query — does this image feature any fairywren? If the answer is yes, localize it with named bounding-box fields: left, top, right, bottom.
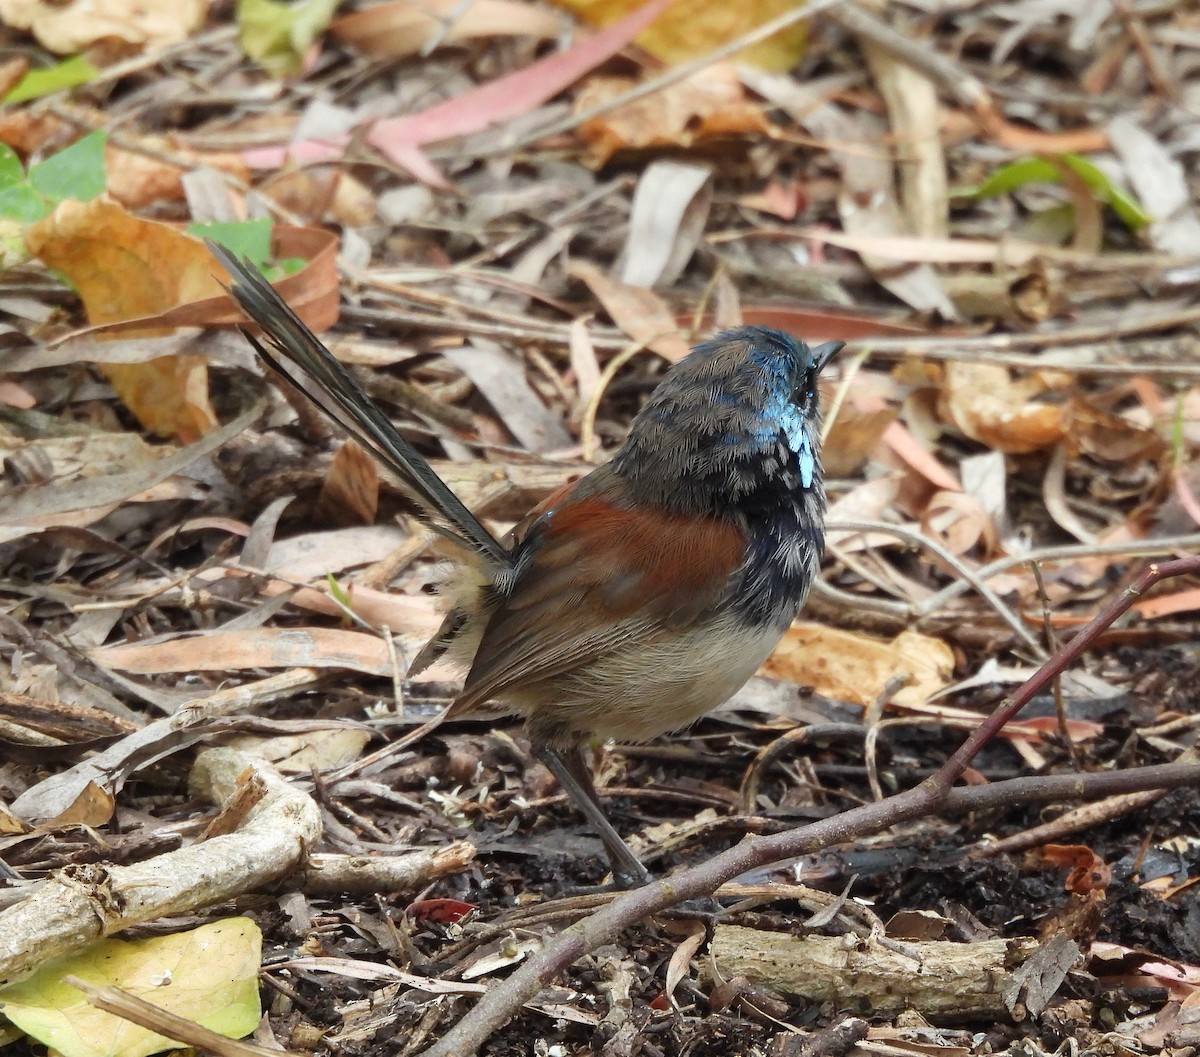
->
left=212, top=244, right=842, bottom=886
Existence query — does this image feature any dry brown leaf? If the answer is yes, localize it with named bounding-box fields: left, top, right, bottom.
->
left=315, top=440, right=380, bottom=527
left=575, top=64, right=769, bottom=165
left=26, top=200, right=222, bottom=440
left=27, top=200, right=223, bottom=322
left=0, top=406, right=256, bottom=534
left=1132, top=587, right=1200, bottom=620
left=939, top=362, right=1066, bottom=454
left=689, top=306, right=928, bottom=342
left=259, top=525, right=410, bottom=581
left=822, top=399, right=895, bottom=478
left=922, top=490, right=999, bottom=557
left=0, top=432, right=161, bottom=501
left=824, top=476, right=906, bottom=552
left=0, top=56, right=27, bottom=97
left=882, top=420, right=961, bottom=491
left=86, top=225, right=340, bottom=337
left=44, top=780, right=115, bottom=828
left=941, top=267, right=1061, bottom=326
left=663, top=924, right=706, bottom=1012
left=569, top=260, right=690, bottom=362
left=1042, top=440, right=1096, bottom=545
left=1034, top=844, right=1112, bottom=895
left=106, top=140, right=249, bottom=209
left=440, top=341, right=573, bottom=452
left=553, top=0, right=809, bottom=71
left=619, top=160, right=712, bottom=289
left=860, top=33, right=947, bottom=240
left=0, top=108, right=67, bottom=155
left=253, top=579, right=442, bottom=638
left=0, top=380, right=35, bottom=409
left=331, top=0, right=562, bottom=58
left=262, top=169, right=376, bottom=227
left=761, top=623, right=954, bottom=709
left=776, top=89, right=954, bottom=318
left=0, top=802, right=26, bottom=835
left=1065, top=397, right=1164, bottom=464
left=0, top=0, right=204, bottom=54
left=90, top=628, right=395, bottom=677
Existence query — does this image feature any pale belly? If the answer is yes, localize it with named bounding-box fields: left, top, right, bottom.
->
left=507, top=617, right=786, bottom=745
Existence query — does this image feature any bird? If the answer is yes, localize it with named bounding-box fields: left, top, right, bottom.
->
left=210, top=242, right=843, bottom=886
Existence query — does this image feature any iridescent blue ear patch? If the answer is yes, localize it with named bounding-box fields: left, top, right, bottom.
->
left=798, top=428, right=815, bottom=489
left=774, top=403, right=812, bottom=485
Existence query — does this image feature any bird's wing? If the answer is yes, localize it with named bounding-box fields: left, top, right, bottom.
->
left=448, top=478, right=748, bottom=714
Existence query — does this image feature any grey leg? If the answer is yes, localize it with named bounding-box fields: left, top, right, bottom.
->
left=532, top=741, right=653, bottom=887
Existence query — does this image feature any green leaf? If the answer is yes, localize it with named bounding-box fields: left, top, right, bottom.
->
left=5, top=55, right=100, bottom=105
left=0, top=146, right=49, bottom=223
left=0, top=183, right=50, bottom=223
left=265, top=256, right=307, bottom=281
left=28, top=131, right=107, bottom=204
left=1056, top=153, right=1150, bottom=230
left=0, top=919, right=262, bottom=1057
left=237, top=0, right=340, bottom=76
left=959, top=152, right=1150, bottom=233
left=326, top=571, right=351, bottom=610
left=0, top=145, right=25, bottom=188
left=188, top=218, right=274, bottom=268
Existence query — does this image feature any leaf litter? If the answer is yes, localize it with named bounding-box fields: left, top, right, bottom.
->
left=2, top=2, right=1200, bottom=1056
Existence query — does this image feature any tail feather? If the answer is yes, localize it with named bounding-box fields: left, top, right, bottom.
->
left=210, top=242, right=509, bottom=566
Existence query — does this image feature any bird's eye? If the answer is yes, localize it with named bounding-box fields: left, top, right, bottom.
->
left=793, top=367, right=817, bottom=403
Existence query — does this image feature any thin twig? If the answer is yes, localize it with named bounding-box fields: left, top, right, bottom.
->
left=823, top=2, right=992, bottom=114
left=828, top=519, right=1044, bottom=653
left=917, top=532, right=1200, bottom=616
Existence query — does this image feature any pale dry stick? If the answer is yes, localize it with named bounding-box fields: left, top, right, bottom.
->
left=9, top=668, right=323, bottom=821
left=862, top=302, right=1200, bottom=360
left=821, top=345, right=871, bottom=445
left=0, top=749, right=321, bottom=988
left=354, top=273, right=609, bottom=343
left=825, top=540, right=928, bottom=611
left=917, top=532, right=1200, bottom=617
left=1111, top=0, right=1176, bottom=97
left=827, top=519, right=1044, bottom=654
left=818, top=531, right=1200, bottom=632
left=709, top=227, right=1193, bottom=279
left=973, top=782, right=1188, bottom=860
left=340, top=303, right=628, bottom=352
left=824, top=2, right=992, bottom=114
left=418, top=556, right=1200, bottom=1057
left=40, top=26, right=239, bottom=96
left=1143, top=713, right=1200, bottom=738
left=300, top=847, right=477, bottom=895
left=579, top=338, right=654, bottom=462
left=862, top=675, right=909, bottom=802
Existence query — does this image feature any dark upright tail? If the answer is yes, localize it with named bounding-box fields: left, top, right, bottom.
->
left=209, top=242, right=508, bottom=565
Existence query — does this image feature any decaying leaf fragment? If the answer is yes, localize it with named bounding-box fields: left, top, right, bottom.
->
left=939, top=361, right=1066, bottom=454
